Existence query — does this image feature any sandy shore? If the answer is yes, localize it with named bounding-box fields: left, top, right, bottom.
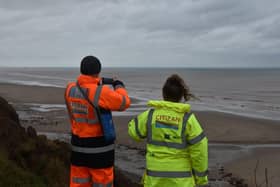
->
left=1, top=83, right=280, bottom=186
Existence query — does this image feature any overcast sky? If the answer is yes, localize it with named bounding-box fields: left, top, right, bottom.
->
left=0, top=0, right=280, bottom=67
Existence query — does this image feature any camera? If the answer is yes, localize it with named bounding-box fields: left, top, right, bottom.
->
left=101, top=77, right=114, bottom=85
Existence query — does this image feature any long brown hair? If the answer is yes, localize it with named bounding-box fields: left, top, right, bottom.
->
left=162, top=74, right=195, bottom=102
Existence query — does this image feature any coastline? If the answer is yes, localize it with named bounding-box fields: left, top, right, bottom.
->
left=1, top=82, right=280, bottom=186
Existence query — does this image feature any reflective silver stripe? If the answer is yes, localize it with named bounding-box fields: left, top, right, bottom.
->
left=69, top=87, right=76, bottom=97
left=75, top=118, right=99, bottom=124
left=147, top=109, right=155, bottom=143
left=72, top=109, right=88, bottom=115
left=119, top=95, right=126, bottom=111
left=93, top=182, right=112, bottom=187
left=88, top=118, right=99, bottom=124
left=92, top=182, right=113, bottom=187
left=188, top=132, right=206, bottom=145
left=147, top=140, right=187, bottom=149
left=72, top=144, right=114, bottom=154
left=146, top=170, right=192, bottom=178
left=92, top=85, right=102, bottom=124
left=93, top=183, right=103, bottom=187
left=192, top=169, right=208, bottom=177
left=134, top=118, right=146, bottom=139
left=93, top=85, right=102, bottom=106
left=147, top=110, right=191, bottom=149
left=72, top=177, right=91, bottom=184
left=75, top=118, right=87, bottom=123
left=180, top=112, right=191, bottom=147
left=70, top=86, right=88, bottom=99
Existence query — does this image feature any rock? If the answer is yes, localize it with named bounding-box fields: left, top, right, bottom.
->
left=218, top=166, right=225, bottom=174
left=115, top=167, right=142, bottom=187
left=222, top=173, right=233, bottom=178
left=26, top=126, right=37, bottom=138
left=0, top=96, right=19, bottom=124
left=0, top=97, right=26, bottom=150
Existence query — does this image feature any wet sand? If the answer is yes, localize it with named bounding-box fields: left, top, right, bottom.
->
left=225, top=147, right=280, bottom=186
left=1, top=83, right=280, bottom=186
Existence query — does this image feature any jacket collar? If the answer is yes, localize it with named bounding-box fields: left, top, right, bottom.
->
left=147, top=100, right=191, bottom=113
left=77, top=74, right=101, bottom=85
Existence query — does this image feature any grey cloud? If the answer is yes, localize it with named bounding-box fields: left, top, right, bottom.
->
left=0, top=0, right=79, bottom=10
left=0, top=0, right=280, bottom=67
left=125, top=1, right=252, bottom=33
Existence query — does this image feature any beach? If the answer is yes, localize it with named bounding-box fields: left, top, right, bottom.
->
left=1, top=82, right=280, bottom=186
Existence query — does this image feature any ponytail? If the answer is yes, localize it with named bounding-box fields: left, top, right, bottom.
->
left=163, top=74, right=197, bottom=102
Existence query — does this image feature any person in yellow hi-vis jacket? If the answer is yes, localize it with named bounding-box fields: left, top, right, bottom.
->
left=128, top=74, right=208, bottom=187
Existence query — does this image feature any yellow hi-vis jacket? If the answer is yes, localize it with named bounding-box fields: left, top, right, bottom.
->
left=128, top=100, right=208, bottom=187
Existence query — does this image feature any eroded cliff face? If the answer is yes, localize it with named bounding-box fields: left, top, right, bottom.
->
left=0, top=96, right=70, bottom=186
left=0, top=96, right=141, bottom=187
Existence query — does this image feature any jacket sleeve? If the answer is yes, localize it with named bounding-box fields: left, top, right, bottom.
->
left=128, top=110, right=150, bottom=142
left=98, top=85, right=131, bottom=111
left=186, top=113, right=208, bottom=186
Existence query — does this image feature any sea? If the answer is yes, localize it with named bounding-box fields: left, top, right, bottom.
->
left=0, top=67, right=280, bottom=121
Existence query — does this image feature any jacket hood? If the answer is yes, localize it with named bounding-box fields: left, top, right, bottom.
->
left=77, top=74, right=100, bottom=85
left=147, top=100, right=191, bottom=113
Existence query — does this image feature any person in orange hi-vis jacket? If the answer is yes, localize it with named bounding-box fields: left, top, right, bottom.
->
left=65, top=55, right=131, bottom=187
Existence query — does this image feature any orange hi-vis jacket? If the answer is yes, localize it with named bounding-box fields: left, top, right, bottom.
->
left=65, top=74, right=131, bottom=168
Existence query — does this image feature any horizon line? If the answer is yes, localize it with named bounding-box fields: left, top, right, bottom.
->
left=1, top=66, right=280, bottom=69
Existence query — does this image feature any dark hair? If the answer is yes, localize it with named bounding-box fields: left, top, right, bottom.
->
left=162, top=74, right=195, bottom=102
